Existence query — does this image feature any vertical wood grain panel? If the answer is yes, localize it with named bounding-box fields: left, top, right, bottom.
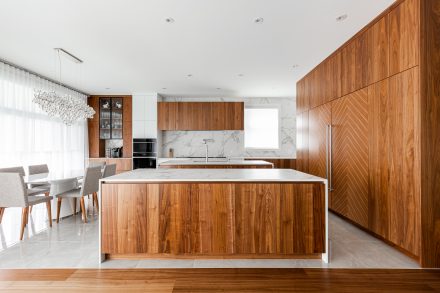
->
left=366, top=16, right=390, bottom=85
left=368, top=79, right=391, bottom=239
left=389, top=0, right=420, bottom=75
left=420, top=0, right=440, bottom=268
left=308, top=103, right=331, bottom=179
left=296, top=111, right=309, bottom=173
left=159, top=184, right=192, bottom=254
left=87, top=96, right=101, bottom=158
left=388, top=67, right=420, bottom=256
left=122, top=96, right=132, bottom=157
left=342, top=39, right=363, bottom=96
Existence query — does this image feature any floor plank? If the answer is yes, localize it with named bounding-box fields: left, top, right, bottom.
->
left=0, top=269, right=438, bottom=292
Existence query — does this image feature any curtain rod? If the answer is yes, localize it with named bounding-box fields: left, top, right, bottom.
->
left=0, top=58, right=89, bottom=96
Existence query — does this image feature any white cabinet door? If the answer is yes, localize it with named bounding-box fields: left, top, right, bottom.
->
left=132, top=95, right=146, bottom=120
left=132, top=120, right=145, bottom=138
left=144, top=120, right=157, bottom=138
left=145, top=95, right=157, bottom=120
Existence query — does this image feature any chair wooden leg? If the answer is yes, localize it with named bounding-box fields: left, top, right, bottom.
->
left=20, top=207, right=28, bottom=240
left=56, top=198, right=62, bottom=223
left=93, top=192, right=99, bottom=213
left=73, top=198, right=77, bottom=215
left=80, top=197, right=87, bottom=223
left=46, top=201, right=52, bottom=228
left=0, top=207, right=5, bottom=224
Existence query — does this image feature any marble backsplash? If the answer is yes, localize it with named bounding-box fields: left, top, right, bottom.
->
left=160, top=97, right=296, bottom=158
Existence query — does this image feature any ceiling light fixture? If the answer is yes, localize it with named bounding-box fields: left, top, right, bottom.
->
left=216, top=88, right=222, bottom=90
left=162, top=87, right=167, bottom=90
left=292, top=64, right=299, bottom=69
left=238, top=74, right=244, bottom=77
left=254, top=17, right=264, bottom=23
left=187, top=74, right=193, bottom=77
left=33, top=48, right=95, bottom=126
left=165, top=18, right=175, bottom=23
left=336, top=14, right=348, bottom=22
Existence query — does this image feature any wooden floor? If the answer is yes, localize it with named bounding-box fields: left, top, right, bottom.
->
left=0, top=269, right=439, bottom=292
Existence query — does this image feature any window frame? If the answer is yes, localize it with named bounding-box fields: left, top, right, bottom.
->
left=244, top=104, right=281, bottom=150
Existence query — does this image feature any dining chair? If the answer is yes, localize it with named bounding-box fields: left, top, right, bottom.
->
left=28, top=164, right=50, bottom=185
left=55, top=166, right=102, bottom=223
left=0, top=173, right=53, bottom=240
left=102, top=163, right=117, bottom=178
left=88, top=161, right=106, bottom=168
left=0, top=166, right=50, bottom=196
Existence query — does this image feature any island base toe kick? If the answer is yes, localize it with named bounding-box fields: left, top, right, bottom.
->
left=99, top=182, right=327, bottom=262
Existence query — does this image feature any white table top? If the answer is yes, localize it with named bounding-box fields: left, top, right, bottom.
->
left=24, top=171, right=83, bottom=184
left=101, top=168, right=326, bottom=183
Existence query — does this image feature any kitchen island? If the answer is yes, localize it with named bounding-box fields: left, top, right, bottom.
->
left=158, top=158, right=274, bottom=168
left=99, top=168, right=328, bottom=262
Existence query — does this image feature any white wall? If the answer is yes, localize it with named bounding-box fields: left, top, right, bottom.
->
left=160, top=97, right=296, bottom=158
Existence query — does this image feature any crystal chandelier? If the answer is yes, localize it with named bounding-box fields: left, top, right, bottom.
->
left=33, top=89, right=95, bottom=126
left=33, top=48, right=95, bottom=126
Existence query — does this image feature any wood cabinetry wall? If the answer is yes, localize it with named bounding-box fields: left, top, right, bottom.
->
left=296, top=0, right=440, bottom=267
left=158, top=102, right=244, bottom=131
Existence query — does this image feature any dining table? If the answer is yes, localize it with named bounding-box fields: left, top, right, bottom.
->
left=23, top=170, right=85, bottom=220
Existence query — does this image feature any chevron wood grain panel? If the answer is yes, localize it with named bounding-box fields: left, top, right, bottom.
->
left=296, top=111, right=309, bottom=173
left=308, top=103, right=331, bottom=179
left=388, top=67, right=420, bottom=257
left=368, top=79, right=391, bottom=239
left=331, top=88, right=369, bottom=228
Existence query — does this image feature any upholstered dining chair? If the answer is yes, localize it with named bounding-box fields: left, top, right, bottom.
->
left=102, top=163, right=117, bottom=178
left=0, top=173, right=53, bottom=240
left=88, top=161, right=106, bottom=168
left=27, top=164, right=50, bottom=188
left=54, top=166, right=102, bottom=223
left=0, top=166, right=50, bottom=197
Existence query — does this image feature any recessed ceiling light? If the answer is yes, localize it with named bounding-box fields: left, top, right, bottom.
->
left=336, top=14, right=348, bottom=22
left=165, top=18, right=175, bottom=23
left=238, top=74, right=244, bottom=77
left=162, top=87, right=167, bottom=90
left=105, top=87, right=110, bottom=90
left=216, top=87, right=222, bottom=90
left=187, top=74, right=193, bottom=78
left=292, top=64, right=299, bottom=69
left=254, top=17, right=264, bottom=23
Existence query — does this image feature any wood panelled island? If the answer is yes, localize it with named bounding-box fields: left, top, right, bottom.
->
left=99, top=169, right=328, bottom=262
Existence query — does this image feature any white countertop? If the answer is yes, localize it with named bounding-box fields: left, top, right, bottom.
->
left=158, top=158, right=273, bottom=166
left=101, top=168, right=326, bottom=183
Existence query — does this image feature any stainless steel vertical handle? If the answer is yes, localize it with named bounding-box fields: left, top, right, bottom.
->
left=325, top=125, right=329, bottom=183
left=328, top=124, right=334, bottom=191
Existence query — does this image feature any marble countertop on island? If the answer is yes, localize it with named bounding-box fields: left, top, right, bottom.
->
left=100, top=168, right=327, bottom=183
left=158, top=158, right=273, bottom=166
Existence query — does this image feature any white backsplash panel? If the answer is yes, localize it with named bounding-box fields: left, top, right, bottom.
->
left=160, top=97, right=296, bottom=158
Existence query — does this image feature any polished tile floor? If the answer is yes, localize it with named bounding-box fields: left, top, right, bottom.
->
left=0, top=202, right=420, bottom=269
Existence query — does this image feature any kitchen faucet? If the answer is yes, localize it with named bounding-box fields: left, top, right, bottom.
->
left=202, top=139, right=215, bottom=162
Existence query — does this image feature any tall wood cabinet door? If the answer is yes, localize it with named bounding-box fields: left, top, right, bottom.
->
left=389, top=0, right=420, bottom=75
left=296, top=111, right=309, bottom=173
left=388, top=67, right=421, bottom=256
left=308, top=103, right=331, bottom=179
left=342, top=39, right=363, bottom=96
left=368, top=79, right=391, bottom=239
left=87, top=96, right=100, bottom=158
left=157, top=102, right=177, bottom=130
left=365, top=15, right=389, bottom=85
left=331, top=89, right=369, bottom=228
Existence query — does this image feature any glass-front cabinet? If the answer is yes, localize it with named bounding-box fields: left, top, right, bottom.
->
left=100, top=97, right=123, bottom=139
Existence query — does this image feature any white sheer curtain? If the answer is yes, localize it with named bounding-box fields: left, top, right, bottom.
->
left=0, top=61, right=88, bottom=177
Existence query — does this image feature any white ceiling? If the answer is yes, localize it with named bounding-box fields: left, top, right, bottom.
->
left=0, top=0, right=395, bottom=98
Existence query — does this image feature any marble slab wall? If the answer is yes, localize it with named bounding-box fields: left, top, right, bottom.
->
left=161, top=97, right=296, bottom=158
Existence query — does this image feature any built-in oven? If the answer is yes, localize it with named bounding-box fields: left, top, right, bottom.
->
left=133, top=138, right=157, bottom=169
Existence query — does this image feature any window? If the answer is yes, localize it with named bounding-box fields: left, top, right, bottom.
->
left=244, top=107, right=279, bottom=149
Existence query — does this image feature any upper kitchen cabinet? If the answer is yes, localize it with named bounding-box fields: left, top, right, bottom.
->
left=132, top=94, right=160, bottom=138
left=158, top=102, right=244, bottom=131
left=389, top=0, right=419, bottom=75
